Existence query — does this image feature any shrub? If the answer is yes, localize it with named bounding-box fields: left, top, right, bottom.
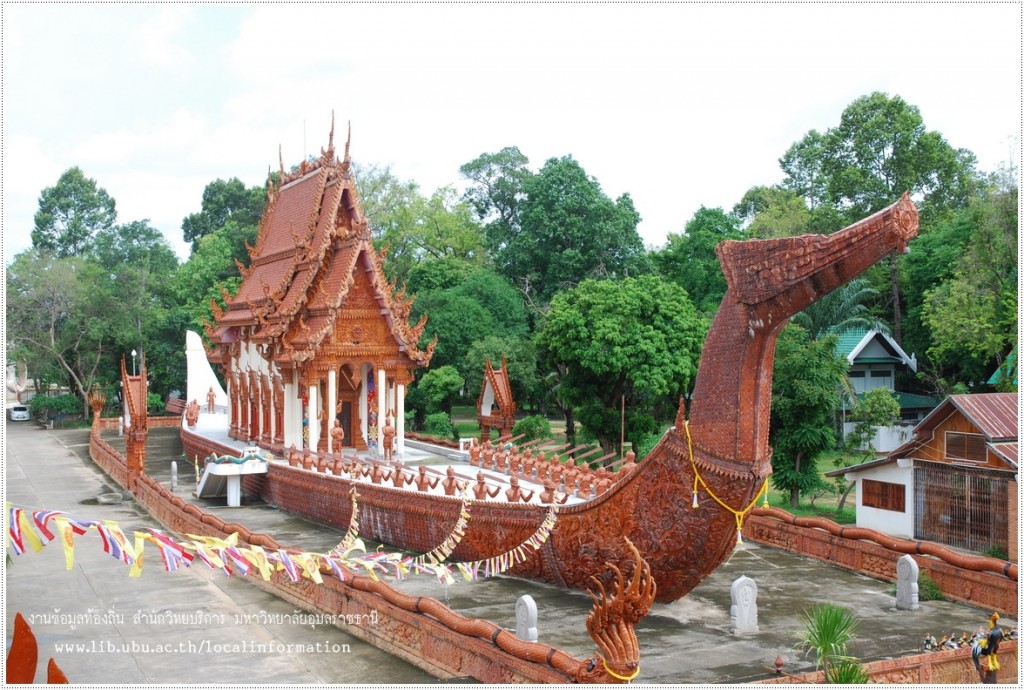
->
left=29, top=393, right=81, bottom=419
left=983, top=545, right=1009, bottom=560
left=423, top=412, right=456, bottom=440
left=512, top=415, right=552, bottom=443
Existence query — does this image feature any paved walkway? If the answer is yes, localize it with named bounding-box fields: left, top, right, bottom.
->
left=4, top=422, right=1015, bottom=683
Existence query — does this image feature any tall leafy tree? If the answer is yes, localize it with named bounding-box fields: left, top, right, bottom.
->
left=652, top=206, right=742, bottom=314
left=770, top=325, right=849, bottom=509
left=174, top=221, right=255, bottom=333
left=181, top=177, right=265, bottom=253
left=6, top=250, right=118, bottom=418
left=92, top=220, right=182, bottom=397
left=790, top=278, right=886, bottom=340
left=32, top=167, right=117, bottom=257
left=411, top=266, right=528, bottom=369
left=732, top=185, right=813, bottom=238
left=460, top=146, right=532, bottom=254
left=537, top=275, right=706, bottom=456
left=921, top=167, right=1018, bottom=388
left=780, top=92, right=979, bottom=342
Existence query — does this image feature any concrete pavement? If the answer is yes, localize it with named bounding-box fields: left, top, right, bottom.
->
left=4, top=421, right=1016, bottom=684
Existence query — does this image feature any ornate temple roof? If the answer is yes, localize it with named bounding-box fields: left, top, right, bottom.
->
left=479, top=356, right=516, bottom=419
left=208, top=122, right=435, bottom=370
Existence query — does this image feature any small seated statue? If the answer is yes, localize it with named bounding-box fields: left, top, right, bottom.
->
left=441, top=467, right=464, bottom=496
left=472, top=471, right=500, bottom=500
left=539, top=478, right=569, bottom=505
left=504, top=476, right=534, bottom=503
left=301, top=447, right=314, bottom=470
left=414, top=465, right=440, bottom=492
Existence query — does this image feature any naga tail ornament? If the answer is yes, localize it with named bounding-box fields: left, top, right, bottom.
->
left=579, top=539, right=657, bottom=683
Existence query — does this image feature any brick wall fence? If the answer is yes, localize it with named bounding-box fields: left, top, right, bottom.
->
left=744, top=511, right=1018, bottom=615
left=88, top=425, right=1018, bottom=684
left=89, top=426, right=595, bottom=684
left=759, top=641, right=1017, bottom=684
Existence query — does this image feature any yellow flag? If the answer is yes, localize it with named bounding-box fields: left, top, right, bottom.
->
left=17, top=511, right=44, bottom=552
left=129, top=532, right=147, bottom=577
left=53, top=518, right=76, bottom=570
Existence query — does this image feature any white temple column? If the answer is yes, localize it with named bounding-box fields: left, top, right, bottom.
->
left=283, top=370, right=298, bottom=449
left=396, top=383, right=406, bottom=457
left=327, top=368, right=337, bottom=452
left=359, top=365, right=369, bottom=444
left=307, top=382, right=319, bottom=451
left=377, top=368, right=386, bottom=457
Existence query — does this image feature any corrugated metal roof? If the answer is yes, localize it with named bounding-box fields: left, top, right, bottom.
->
left=950, top=393, right=1018, bottom=441
left=988, top=442, right=1018, bottom=468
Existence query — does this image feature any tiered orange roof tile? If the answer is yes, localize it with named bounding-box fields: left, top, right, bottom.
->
left=208, top=122, right=434, bottom=370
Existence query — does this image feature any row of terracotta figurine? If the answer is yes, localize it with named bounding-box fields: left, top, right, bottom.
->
left=280, top=443, right=636, bottom=505
left=468, top=441, right=638, bottom=501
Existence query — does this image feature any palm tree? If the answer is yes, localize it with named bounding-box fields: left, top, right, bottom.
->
left=791, top=278, right=887, bottom=341
left=796, top=603, right=869, bottom=683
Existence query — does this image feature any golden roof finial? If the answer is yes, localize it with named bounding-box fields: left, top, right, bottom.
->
left=279, top=144, right=285, bottom=177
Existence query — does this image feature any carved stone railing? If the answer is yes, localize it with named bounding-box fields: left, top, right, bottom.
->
left=745, top=507, right=1017, bottom=613
left=759, top=640, right=1017, bottom=685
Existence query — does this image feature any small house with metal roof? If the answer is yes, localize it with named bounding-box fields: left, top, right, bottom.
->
left=827, top=392, right=1018, bottom=560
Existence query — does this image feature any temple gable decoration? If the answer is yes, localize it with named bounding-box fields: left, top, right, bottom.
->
left=477, top=356, right=516, bottom=442
left=205, top=120, right=434, bottom=457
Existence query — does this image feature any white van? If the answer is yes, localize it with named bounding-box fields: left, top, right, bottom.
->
left=7, top=404, right=30, bottom=421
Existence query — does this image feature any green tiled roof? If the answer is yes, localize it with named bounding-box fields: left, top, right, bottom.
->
left=987, top=346, right=1017, bottom=386
left=853, top=391, right=938, bottom=410
left=835, top=328, right=870, bottom=358
left=893, top=392, right=939, bottom=409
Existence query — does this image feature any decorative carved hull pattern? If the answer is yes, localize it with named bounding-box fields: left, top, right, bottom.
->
left=184, top=426, right=762, bottom=602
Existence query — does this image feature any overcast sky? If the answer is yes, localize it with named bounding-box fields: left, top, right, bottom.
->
left=3, top=3, right=1020, bottom=262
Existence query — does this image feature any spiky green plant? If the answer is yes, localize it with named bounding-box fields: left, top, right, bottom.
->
left=796, top=603, right=866, bottom=683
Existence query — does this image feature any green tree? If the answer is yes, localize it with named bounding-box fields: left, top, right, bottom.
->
left=732, top=185, right=812, bottom=238
left=417, top=365, right=464, bottom=416
left=460, top=146, right=532, bottom=255
left=501, top=155, right=651, bottom=307
left=781, top=92, right=979, bottom=343
left=652, top=206, right=742, bottom=314
left=412, top=267, right=528, bottom=369
left=404, top=256, right=475, bottom=296
left=790, top=278, right=886, bottom=340
left=173, top=221, right=255, bottom=333
left=6, top=250, right=119, bottom=418
left=91, top=220, right=181, bottom=395
left=921, top=167, right=1018, bottom=388
left=796, top=603, right=868, bottom=684
left=181, top=177, right=265, bottom=253
left=770, top=326, right=848, bottom=509
left=835, top=388, right=902, bottom=511
left=32, top=167, right=117, bottom=257
left=537, top=275, right=706, bottom=456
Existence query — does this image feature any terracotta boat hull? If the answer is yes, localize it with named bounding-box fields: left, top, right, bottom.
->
left=181, top=425, right=761, bottom=603
left=183, top=194, right=918, bottom=604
